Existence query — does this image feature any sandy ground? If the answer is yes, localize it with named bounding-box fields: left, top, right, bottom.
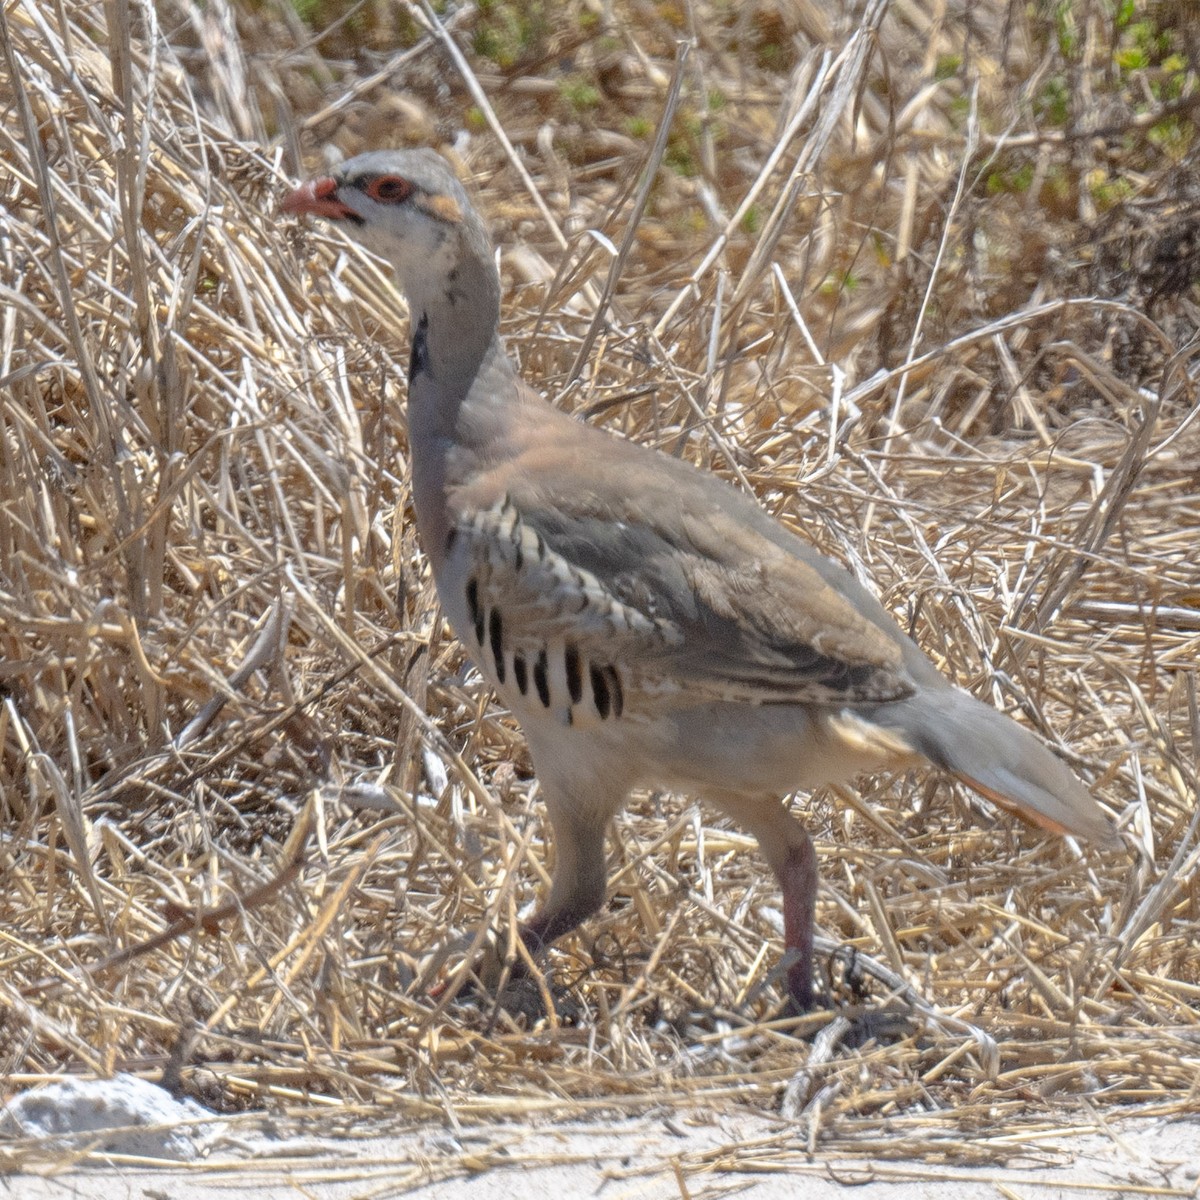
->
left=5, top=1110, right=1200, bottom=1200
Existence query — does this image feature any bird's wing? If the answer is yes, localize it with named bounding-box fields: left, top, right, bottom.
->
left=447, top=413, right=913, bottom=711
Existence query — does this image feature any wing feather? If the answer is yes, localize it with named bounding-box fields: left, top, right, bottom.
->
left=450, top=461, right=913, bottom=708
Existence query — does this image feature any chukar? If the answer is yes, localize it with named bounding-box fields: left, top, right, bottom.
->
left=283, top=149, right=1116, bottom=1011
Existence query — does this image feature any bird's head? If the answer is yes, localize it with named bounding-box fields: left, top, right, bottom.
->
left=282, top=148, right=498, bottom=325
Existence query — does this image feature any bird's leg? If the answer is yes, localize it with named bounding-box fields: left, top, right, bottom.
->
left=516, top=779, right=616, bottom=960
left=710, top=792, right=819, bottom=1013
left=455, top=756, right=631, bottom=1021
left=471, top=786, right=613, bottom=1025
left=518, top=845, right=606, bottom=954
left=775, top=828, right=818, bottom=1012
left=445, top=789, right=612, bottom=1023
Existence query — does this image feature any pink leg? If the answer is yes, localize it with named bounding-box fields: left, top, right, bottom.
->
left=517, top=755, right=628, bottom=958
left=776, top=831, right=818, bottom=1011
left=711, top=793, right=820, bottom=1012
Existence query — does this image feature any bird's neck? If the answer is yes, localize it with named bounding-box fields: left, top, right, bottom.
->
left=403, top=256, right=526, bottom=563
left=405, top=311, right=516, bottom=451
left=401, top=239, right=508, bottom=445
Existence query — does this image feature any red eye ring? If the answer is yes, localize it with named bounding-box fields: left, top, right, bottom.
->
left=367, top=176, right=412, bottom=204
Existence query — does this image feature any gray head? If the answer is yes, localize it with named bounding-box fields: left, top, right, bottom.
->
left=282, top=148, right=500, bottom=339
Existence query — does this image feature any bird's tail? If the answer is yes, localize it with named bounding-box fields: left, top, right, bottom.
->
left=867, top=685, right=1119, bottom=846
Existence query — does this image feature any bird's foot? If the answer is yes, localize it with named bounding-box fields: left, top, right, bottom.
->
left=766, top=941, right=927, bottom=1047
left=429, top=932, right=585, bottom=1028
left=478, top=970, right=585, bottom=1027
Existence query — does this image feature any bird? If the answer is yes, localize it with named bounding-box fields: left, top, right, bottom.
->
left=282, top=148, right=1117, bottom=1012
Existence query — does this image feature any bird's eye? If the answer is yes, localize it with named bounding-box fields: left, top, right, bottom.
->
left=367, top=176, right=412, bottom=204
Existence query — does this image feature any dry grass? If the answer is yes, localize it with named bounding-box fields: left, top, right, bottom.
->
left=3, top=0, right=1200, bottom=1175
